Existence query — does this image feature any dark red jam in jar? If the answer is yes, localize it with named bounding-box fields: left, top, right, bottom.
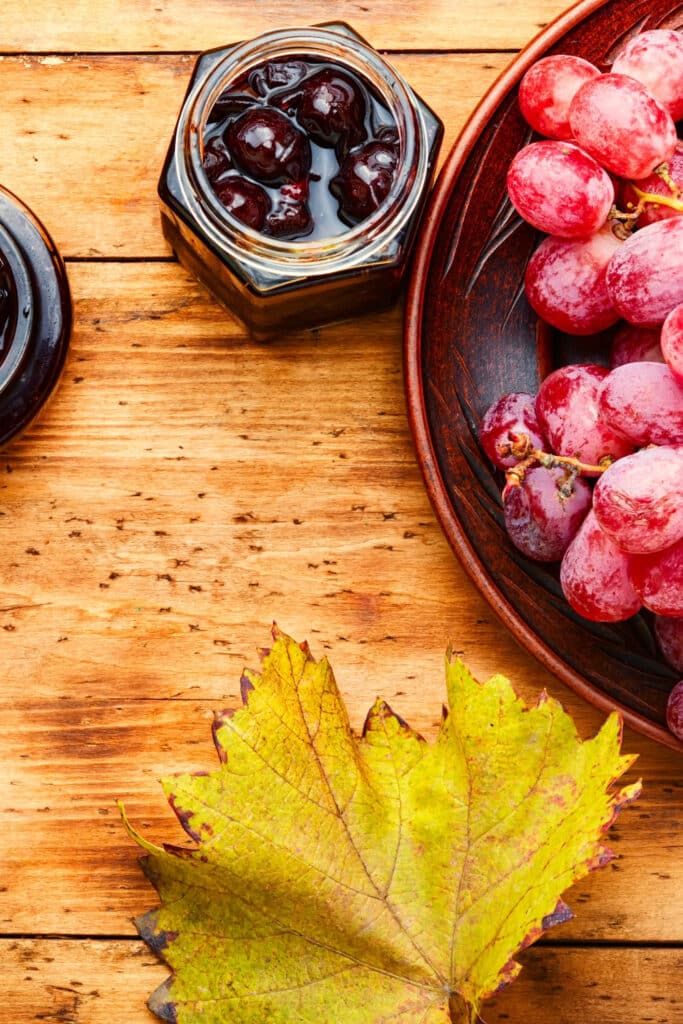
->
left=0, top=186, right=71, bottom=447
left=202, top=56, right=402, bottom=240
left=159, top=24, right=442, bottom=338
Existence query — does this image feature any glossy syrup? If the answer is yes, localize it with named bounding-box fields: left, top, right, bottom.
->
left=202, top=56, right=399, bottom=241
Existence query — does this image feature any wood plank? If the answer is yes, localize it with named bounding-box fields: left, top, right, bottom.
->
left=1, top=694, right=680, bottom=940
left=1, top=262, right=681, bottom=940
left=2, top=939, right=681, bottom=1023
left=1, top=1, right=570, bottom=53
left=0, top=53, right=509, bottom=257
left=0, top=260, right=574, bottom=705
left=1, top=266, right=681, bottom=942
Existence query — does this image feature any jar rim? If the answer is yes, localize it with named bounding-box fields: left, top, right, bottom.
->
left=174, top=25, right=431, bottom=273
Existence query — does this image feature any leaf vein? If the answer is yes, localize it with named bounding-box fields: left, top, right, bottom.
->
left=286, top=646, right=446, bottom=987
left=167, top=780, right=381, bottom=899
left=153, top=859, right=441, bottom=994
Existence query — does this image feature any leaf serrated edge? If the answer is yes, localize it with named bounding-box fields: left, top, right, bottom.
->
left=444, top=696, right=642, bottom=1014
left=119, top=803, right=183, bottom=1021
left=120, top=638, right=642, bottom=1024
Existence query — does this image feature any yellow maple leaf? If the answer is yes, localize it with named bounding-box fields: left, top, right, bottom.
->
left=121, top=627, right=640, bottom=1023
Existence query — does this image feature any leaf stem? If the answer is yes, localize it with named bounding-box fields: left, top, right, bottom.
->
left=448, top=991, right=480, bottom=1023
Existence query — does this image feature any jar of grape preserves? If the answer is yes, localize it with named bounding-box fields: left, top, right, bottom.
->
left=158, top=23, right=443, bottom=338
left=0, top=186, right=71, bottom=448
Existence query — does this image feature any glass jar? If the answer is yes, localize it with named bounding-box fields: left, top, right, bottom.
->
left=158, top=23, right=443, bottom=338
left=0, top=186, right=71, bottom=448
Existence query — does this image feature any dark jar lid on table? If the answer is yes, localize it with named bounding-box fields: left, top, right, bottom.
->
left=0, top=185, right=71, bottom=447
left=158, top=23, right=443, bottom=338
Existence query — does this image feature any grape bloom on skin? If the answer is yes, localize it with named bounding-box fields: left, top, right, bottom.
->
left=661, top=303, right=683, bottom=385
left=592, top=446, right=683, bottom=554
left=611, top=28, right=683, bottom=122
left=524, top=227, right=621, bottom=335
left=518, top=53, right=600, bottom=139
left=606, top=218, right=683, bottom=326
left=535, top=364, right=634, bottom=466
left=478, top=392, right=547, bottom=470
left=560, top=510, right=641, bottom=623
left=599, top=362, right=683, bottom=446
left=481, top=39, right=683, bottom=738
left=568, top=74, right=677, bottom=180
left=506, top=141, right=614, bottom=237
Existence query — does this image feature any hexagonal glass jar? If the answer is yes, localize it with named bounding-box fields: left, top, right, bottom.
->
left=0, top=186, right=71, bottom=448
left=158, top=23, right=443, bottom=338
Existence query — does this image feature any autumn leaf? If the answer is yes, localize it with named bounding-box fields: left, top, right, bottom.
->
left=121, top=626, right=640, bottom=1024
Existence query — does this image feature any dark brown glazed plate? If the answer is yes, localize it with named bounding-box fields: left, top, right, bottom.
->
left=404, top=0, right=683, bottom=751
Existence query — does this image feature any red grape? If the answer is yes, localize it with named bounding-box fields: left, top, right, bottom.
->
left=568, top=74, right=677, bottom=179
left=598, top=361, right=683, bottom=445
left=592, top=445, right=683, bottom=554
left=498, top=49, right=683, bottom=642
left=609, top=323, right=663, bottom=367
left=518, top=54, right=600, bottom=140
left=606, top=217, right=683, bottom=326
left=524, top=225, right=621, bottom=335
left=631, top=537, right=683, bottom=618
left=479, top=392, right=546, bottom=469
left=654, top=615, right=683, bottom=672
left=611, top=29, right=683, bottom=122
left=503, top=466, right=592, bottom=562
left=661, top=303, right=683, bottom=387
left=666, top=679, right=683, bottom=741
left=560, top=509, right=641, bottom=622
left=535, top=364, right=634, bottom=468
left=506, top=141, right=614, bottom=238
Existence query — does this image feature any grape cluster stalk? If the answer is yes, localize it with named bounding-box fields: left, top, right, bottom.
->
left=479, top=29, right=683, bottom=739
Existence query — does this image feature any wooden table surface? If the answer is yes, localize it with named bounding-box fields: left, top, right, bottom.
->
left=1, top=2, right=681, bottom=1021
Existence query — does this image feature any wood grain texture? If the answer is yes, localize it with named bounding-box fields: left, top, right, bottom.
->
left=3, top=939, right=682, bottom=1023
left=0, top=262, right=575, bottom=704
left=0, top=265, right=681, bottom=944
left=1, top=0, right=682, bottom=1019
left=0, top=1, right=570, bottom=53
left=0, top=694, right=679, bottom=939
left=0, top=54, right=508, bottom=257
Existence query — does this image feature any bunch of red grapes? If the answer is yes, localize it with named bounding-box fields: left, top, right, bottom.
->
left=479, top=28, right=683, bottom=740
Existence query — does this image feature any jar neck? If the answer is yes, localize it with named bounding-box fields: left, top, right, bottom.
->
left=175, top=26, right=430, bottom=272
left=0, top=221, right=33, bottom=395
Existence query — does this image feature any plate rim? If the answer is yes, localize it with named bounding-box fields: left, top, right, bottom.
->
left=403, top=0, right=683, bottom=753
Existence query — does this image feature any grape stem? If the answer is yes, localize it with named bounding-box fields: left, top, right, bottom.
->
left=653, top=161, right=680, bottom=196
left=629, top=183, right=683, bottom=213
left=608, top=162, right=683, bottom=237
left=500, top=432, right=611, bottom=494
